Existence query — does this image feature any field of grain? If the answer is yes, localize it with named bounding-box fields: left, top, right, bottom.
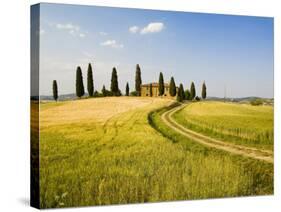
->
left=39, top=98, right=273, bottom=208
left=173, top=102, right=273, bottom=150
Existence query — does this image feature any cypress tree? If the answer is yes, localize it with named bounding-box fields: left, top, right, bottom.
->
left=126, top=82, right=129, bottom=96
left=149, top=83, right=153, bottom=97
left=87, top=63, right=94, bottom=97
left=102, top=85, right=106, bottom=97
left=202, top=81, right=207, bottom=99
left=110, top=67, right=119, bottom=96
left=52, top=80, right=58, bottom=101
left=76, top=66, right=84, bottom=98
left=181, top=84, right=186, bottom=100
left=169, top=77, right=176, bottom=97
left=185, top=89, right=191, bottom=100
left=190, top=82, right=196, bottom=100
left=177, top=87, right=181, bottom=102
left=158, top=72, right=164, bottom=96
left=177, top=83, right=185, bottom=102
left=135, top=64, right=142, bottom=96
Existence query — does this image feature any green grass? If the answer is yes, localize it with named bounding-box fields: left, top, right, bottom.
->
left=173, top=101, right=273, bottom=150
left=149, top=105, right=273, bottom=194
left=39, top=98, right=273, bottom=208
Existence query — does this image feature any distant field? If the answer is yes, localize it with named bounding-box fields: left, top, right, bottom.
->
left=39, top=98, right=273, bottom=208
left=173, top=102, right=273, bottom=150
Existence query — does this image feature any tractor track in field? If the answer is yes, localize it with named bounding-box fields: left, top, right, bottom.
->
left=161, top=104, right=273, bottom=163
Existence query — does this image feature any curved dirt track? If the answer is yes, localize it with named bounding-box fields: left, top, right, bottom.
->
left=161, top=104, right=273, bottom=163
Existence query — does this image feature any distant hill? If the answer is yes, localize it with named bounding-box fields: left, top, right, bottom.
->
left=40, top=93, right=78, bottom=101
left=39, top=94, right=273, bottom=105
left=207, top=96, right=273, bottom=105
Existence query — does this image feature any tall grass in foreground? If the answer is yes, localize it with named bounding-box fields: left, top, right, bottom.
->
left=39, top=98, right=273, bottom=208
left=173, top=102, right=273, bottom=150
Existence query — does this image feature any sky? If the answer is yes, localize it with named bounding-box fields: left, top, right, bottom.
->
left=38, top=3, right=274, bottom=98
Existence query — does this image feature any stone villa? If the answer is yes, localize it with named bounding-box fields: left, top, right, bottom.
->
left=141, top=82, right=176, bottom=97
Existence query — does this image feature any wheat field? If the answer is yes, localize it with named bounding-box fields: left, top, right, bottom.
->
left=173, top=101, right=273, bottom=150
left=39, top=97, right=273, bottom=208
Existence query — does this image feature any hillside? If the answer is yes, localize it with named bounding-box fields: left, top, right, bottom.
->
left=38, top=97, right=273, bottom=208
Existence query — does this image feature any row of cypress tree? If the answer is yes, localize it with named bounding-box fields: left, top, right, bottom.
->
left=52, top=63, right=207, bottom=102
left=74, top=63, right=141, bottom=98
left=159, top=72, right=207, bottom=102
left=176, top=82, right=207, bottom=102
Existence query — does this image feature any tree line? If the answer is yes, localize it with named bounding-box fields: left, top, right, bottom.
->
left=176, top=81, right=207, bottom=102
left=52, top=63, right=207, bottom=102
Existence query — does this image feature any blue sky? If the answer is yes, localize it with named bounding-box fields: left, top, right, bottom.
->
left=39, top=3, right=273, bottom=98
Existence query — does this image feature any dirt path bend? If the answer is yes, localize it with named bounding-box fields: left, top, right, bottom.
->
left=161, top=104, right=273, bottom=163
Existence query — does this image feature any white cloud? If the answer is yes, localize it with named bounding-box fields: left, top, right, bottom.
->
left=55, top=23, right=86, bottom=38
left=79, top=33, right=85, bottom=38
left=100, top=40, right=124, bottom=48
left=40, top=29, right=45, bottom=35
left=69, top=30, right=75, bottom=35
left=140, top=22, right=165, bottom=34
left=129, top=26, right=139, bottom=34
left=99, top=31, right=108, bottom=36
left=56, top=23, right=80, bottom=31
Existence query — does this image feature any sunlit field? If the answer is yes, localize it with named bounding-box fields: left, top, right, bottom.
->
left=173, top=102, right=273, bottom=150
left=38, top=98, right=273, bottom=208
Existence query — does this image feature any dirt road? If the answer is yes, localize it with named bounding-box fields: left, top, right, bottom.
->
left=161, top=104, right=273, bottom=163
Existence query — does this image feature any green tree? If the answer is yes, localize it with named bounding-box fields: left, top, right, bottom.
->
left=130, top=91, right=137, bottom=96
left=52, top=80, right=58, bottom=101
left=250, top=98, right=263, bottom=106
left=177, top=83, right=185, bottom=102
left=135, top=64, right=142, bottom=96
left=93, top=90, right=102, bottom=97
left=158, top=72, right=164, bottom=96
left=110, top=67, right=120, bottom=96
left=149, top=83, right=153, bottom=97
left=176, top=89, right=182, bottom=102
left=185, top=89, right=191, bottom=100
left=181, top=84, right=185, bottom=100
left=169, top=77, right=176, bottom=97
left=202, top=81, right=207, bottom=99
left=126, top=82, right=129, bottom=96
left=190, top=82, right=196, bottom=100
left=76, top=66, right=85, bottom=98
left=87, top=63, right=94, bottom=97
left=102, top=85, right=106, bottom=97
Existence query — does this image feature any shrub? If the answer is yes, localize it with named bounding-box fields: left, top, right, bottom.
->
left=130, top=91, right=138, bottom=96
left=93, top=91, right=103, bottom=97
left=250, top=99, right=263, bottom=106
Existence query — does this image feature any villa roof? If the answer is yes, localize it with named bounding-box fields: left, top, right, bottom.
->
left=141, top=82, right=169, bottom=87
